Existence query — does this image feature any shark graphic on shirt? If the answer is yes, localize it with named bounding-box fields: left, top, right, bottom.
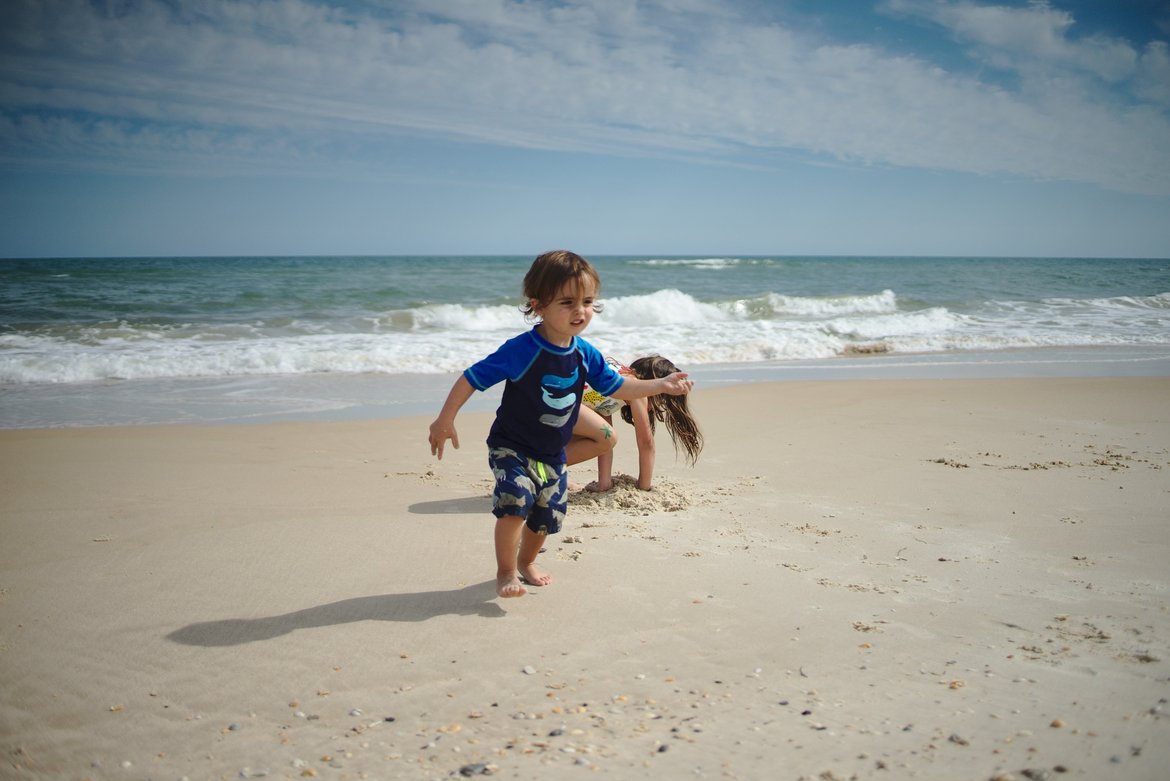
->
left=539, top=367, right=577, bottom=427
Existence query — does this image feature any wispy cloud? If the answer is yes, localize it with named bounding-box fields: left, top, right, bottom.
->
left=2, top=0, right=1168, bottom=193
left=887, top=0, right=1141, bottom=82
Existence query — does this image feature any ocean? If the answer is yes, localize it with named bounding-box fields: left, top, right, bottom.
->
left=2, top=255, right=1169, bottom=428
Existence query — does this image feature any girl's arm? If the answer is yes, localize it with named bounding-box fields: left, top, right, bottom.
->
left=627, top=398, right=656, bottom=490
left=428, top=375, right=475, bottom=459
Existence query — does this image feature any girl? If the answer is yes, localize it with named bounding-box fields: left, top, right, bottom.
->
left=569, top=355, right=703, bottom=491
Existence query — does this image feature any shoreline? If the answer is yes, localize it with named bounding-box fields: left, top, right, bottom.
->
left=2, top=375, right=1168, bottom=779
left=2, top=344, right=1169, bottom=430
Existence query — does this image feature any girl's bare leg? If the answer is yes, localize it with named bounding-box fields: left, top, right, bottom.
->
left=517, top=526, right=552, bottom=586
left=493, top=515, right=527, bottom=598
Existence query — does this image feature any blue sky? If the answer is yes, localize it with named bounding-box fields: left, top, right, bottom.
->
left=1, top=0, right=1169, bottom=258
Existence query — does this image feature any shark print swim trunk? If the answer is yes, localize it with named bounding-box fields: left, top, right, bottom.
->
left=487, top=446, right=568, bottom=535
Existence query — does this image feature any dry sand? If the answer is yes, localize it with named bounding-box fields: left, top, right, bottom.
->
left=1, top=377, right=1168, bottom=780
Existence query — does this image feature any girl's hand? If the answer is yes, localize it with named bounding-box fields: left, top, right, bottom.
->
left=659, top=371, right=693, bottom=396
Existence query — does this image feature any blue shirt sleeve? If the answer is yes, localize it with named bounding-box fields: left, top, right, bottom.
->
left=577, top=338, right=624, bottom=397
left=464, top=331, right=540, bottom=391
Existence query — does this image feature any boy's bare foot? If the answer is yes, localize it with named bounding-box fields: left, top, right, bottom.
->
left=518, top=562, right=552, bottom=587
left=496, top=571, right=527, bottom=598
left=584, top=480, right=612, bottom=493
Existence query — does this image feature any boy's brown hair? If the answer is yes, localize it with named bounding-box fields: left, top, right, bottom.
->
left=521, top=250, right=603, bottom=319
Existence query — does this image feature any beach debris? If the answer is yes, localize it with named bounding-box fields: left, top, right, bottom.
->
left=1021, top=461, right=1070, bottom=470
left=458, top=762, right=495, bottom=776
left=1019, top=769, right=1050, bottom=780
left=522, top=665, right=537, bottom=675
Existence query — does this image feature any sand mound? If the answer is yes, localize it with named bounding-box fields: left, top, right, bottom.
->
left=568, top=474, right=692, bottom=515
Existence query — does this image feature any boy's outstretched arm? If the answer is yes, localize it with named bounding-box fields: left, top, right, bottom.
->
left=610, top=371, right=693, bottom=400
left=429, top=375, right=475, bottom=459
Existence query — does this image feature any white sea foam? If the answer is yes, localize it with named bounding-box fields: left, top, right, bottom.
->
left=404, top=302, right=527, bottom=332
left=628, top=258, right=760, bottom=269
left=824, top=307, right=960, bottom=340
left=3, top=289, right=1168, bottom=385
left=762, top=289, right=899, bottom=317
left=596, top=289, right=731, bottom=326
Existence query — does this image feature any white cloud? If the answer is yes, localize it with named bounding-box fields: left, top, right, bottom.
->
left=1, top=0, right=1169, bottom=194
left=1136, top=41, right=1170, bottom=105
left=887, top=0, right=1140, bottom=82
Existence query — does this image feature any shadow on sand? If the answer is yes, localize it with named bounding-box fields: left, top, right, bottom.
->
left=407, top=495, right=490, bottom=515
left=167, top=580, right=504, bottom=647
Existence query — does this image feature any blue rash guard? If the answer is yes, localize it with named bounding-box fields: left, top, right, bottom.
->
left=464, top=327, right=624, bottom=465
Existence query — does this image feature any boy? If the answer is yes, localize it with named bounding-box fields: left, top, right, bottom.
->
left=428, top=250, right=694, bottom=598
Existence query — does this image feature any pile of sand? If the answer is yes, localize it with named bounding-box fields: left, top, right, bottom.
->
left=568, top=474, right=693, bottom=515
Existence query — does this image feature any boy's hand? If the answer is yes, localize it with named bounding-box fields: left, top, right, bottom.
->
left=660, top=371, right=693, bottom=396
left=429, top=419, right=459, bottom=459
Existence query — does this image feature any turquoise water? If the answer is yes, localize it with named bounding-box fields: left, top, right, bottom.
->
left=2, top=254, right=1168, bottom=426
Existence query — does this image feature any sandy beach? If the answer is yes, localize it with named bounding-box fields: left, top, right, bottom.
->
left=1, top=376, right=1168, bottom=780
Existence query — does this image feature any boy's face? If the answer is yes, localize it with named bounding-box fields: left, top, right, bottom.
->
left=531, top=276, right=597, bottom=346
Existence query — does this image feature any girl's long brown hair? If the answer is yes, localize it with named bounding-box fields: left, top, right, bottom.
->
left=620, top=355, right=704, bottom=465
